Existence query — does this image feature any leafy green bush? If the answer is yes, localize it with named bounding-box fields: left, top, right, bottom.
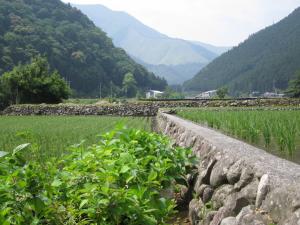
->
left=0, top=127, right=195, bottom=224
left=0, top=56, right=71, bottom=105
left=285, top=70, right=300, bottom=98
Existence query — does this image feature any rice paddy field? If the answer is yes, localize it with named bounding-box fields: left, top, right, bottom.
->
left=0, top=116, right=151, bottom=161
left=177, top=107, right=300, bottom=164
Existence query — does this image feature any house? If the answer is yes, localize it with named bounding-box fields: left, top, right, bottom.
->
left=262, top=92, right=285, bottom=98
left=250, top=91, right=260, bottom=97
left=146, top=90, right=164, bottom=99
left=195, top=90, right=217, bottom=99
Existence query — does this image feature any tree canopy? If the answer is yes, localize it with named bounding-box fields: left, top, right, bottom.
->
left=216, top=87, right=228, bottom=99
left=122, top=72, right=137, bottom=98
left=0, top=0, right=167, bottom=97
left=285, top=71, right=300, bottom=98
left=0, top=57, right=70, bottom=107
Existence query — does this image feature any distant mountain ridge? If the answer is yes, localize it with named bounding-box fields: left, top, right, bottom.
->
left=192, top=41, right=231, bottom=55
left=184, top=7, right=300, bottom=95
left=74, top=4, right=230, bottom=84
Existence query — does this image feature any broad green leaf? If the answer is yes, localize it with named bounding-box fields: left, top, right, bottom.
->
left=120, top=165, right=130, bottom=174
left=148, top=171, right=158, bottom=181
left=143, top=215, right=157, bottom=225
left=144, top=209, right=158, bottom=213
left=12, top=143, right=30, bottom=155
left=51, top=179, right=62, bottom=187
left=98, top=199, right=109, bottom=205
left=126, top=176, right=135, bottom=184
left=101, top=181, right=110, bottom=194
left=31, top=217, right=40, bottom=225
left=79, top=199, right=88, bottom=209
left=31, top=197, right=45, bottom=213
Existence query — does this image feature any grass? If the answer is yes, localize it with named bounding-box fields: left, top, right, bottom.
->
left=0, top=116, right=151, bottom=160
left=63, top=98, right=140, bottom=105
left=63, top=98, right=100, bottom=104
left=177, top=108, right=300, bottom=163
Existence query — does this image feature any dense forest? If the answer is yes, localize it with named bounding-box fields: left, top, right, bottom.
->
left=184, top=7, right=300, bottom=96
left=0, top=0, right=167, bottom=97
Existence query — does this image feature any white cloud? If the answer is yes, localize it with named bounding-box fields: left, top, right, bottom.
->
left=61, top=0, right=300, bottom=46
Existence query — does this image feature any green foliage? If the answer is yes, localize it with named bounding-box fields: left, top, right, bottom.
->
left=0, top=116, right=151, bottom=161
left=177, top=108, right=300, bottom=162
left=0, top=127, right=195, bottom=224
left=184, top=7, right=300, bottom=95
left=122, top=72, right=137, bottom=97
left=0, top=85, right=9, bottom=110
left=216, top=87, right=228, bottom=99
left=0, top=57, right=70, bottom=105
left=285, top=71, right=300, bottom=98
left=0, top=0, right=167, bottom=97
left=162, top=87, right=185, bottom=99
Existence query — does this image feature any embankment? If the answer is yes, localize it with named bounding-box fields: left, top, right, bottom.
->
left=155, top=111, right=300, bottom=225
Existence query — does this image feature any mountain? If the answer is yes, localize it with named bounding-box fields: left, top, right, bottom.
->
left=184, top=7, right=300, bottom=96
left=0, top=0, right=166, bottom=97
left=74, top=4, right=229, bottom=85
left=192, top=41, right=231, bottom=55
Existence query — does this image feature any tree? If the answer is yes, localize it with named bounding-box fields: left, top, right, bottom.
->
left=161, top=86, right=185, bottom=99
left=285, top=71, right=300, bottom=98
left=216, top=87, right=228, bottom=99
left=122, top=72, right=137, bottom=98
left=0, top=56, right=70, bottom=105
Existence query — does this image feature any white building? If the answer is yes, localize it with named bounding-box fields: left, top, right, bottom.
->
left=146, top=90, right=164, bottom=99
left=195, top=90, right=217, bottom=99
left=263, top=92, right=285, bottom=98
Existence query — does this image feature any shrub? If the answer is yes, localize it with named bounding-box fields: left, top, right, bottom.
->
left=0, top=127, right=195, bottom=224
left=285, top=71, right=300, bottom=98
left=0, top=56, right=71, bottom=105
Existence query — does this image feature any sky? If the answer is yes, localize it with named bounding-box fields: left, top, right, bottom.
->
left=62, top=0, right=300, bottom=46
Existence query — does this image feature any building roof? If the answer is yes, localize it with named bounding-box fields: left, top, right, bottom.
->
left=147, top=90, right=164, bottom=94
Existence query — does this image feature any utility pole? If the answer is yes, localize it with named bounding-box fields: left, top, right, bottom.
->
left=273, top=79, right=276, bottom=93
left=99, top=83, right=102, bottom=99
left=16, top=86, right=19, bottom=105
left=64, top=76, right=71, bottom=89
left=110, top=81, right=113, bottom=99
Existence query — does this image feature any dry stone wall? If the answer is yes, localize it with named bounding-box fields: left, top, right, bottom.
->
left=2, top=98, right=300, bottom=116
left=155, top=111, right=300, bottom=225
left=2, top=104, right=159, bottom=116
left=148, top=98, right=300, bottom=108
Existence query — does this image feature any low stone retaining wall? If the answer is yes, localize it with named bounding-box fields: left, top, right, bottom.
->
left=149, top=98, right=300, bottom=108
left=2, top=104, right=159, bottom=116
left=155, top=112, right=300, bottom=225
left=2, top=98, right=300, bottom=116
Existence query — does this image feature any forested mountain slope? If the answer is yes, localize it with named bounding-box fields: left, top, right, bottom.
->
left=184, top=7, right=300, bottom=95
left=75, top=4, right=229, bottom=85
left=0, top=0, right=166, bottom=96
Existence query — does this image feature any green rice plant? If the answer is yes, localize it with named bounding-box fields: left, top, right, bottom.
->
left=0, top=116, right=151, bottom=160
left=272, top=122, right=287, bottom=154
left=177, top=107, right=300, bottom=163
left=284, top=120, right=297, bottom=156
left=262, top=123, right=271, bottom=148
